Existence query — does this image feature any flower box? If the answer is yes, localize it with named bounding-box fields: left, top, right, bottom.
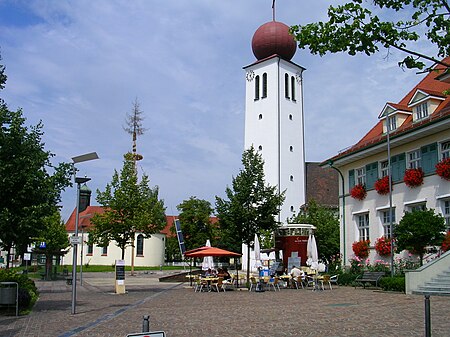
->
left=374, top=176, right=391, bottom=195
left=350, top=184, right=367, bottom=201
left=403, top=168, right=424, bottom=188
left=352, top=239, right=370, bottom=259
left=435, top=158, right=450, bottom=181
left=375, top=236, right=392, bottom=256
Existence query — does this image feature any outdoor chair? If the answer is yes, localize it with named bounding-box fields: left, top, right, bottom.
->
left=320, top=275, right=332, bottom=290
left=211, top=277, right=225, bottom=292
left=249, top=276, right=258, bottom=291
left=268, top=277, right=280, bottom=291
left=330, top=274, right=338, bottom=287
left=195, top=277, right=208, bottom=292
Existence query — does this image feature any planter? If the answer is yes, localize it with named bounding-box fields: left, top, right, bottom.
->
left=374, top=176, right=391, bottom=195
left=403, top=168, right=424, bottom=188
left=350, top=184, right=367, bottom=200
left=435, top=158, right=450, bottom=181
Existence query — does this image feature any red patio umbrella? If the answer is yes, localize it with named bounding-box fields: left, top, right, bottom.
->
left=184, top=246, right=241, bottom=258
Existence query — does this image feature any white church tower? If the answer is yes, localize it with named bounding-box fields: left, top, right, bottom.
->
left=244, top=19, right=306, bottom=224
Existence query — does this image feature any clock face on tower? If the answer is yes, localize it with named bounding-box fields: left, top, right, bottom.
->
left=246, top=70, right=255, bottom=81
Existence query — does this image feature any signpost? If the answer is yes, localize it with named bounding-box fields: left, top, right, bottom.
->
left=115, top=259, right=126, bottom=294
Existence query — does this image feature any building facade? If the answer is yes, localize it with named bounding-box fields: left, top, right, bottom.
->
left=324, top=59, right=450, bottom=266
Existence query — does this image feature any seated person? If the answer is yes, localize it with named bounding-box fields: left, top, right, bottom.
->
left=222, top=267, right=231, bottom=280
left=204, top=268, right=214, bottom=277
left=290, top=265, right=304, bottom=278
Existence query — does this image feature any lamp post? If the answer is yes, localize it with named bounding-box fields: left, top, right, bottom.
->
left=71, top=152, right=98, bottom=315
left=328, top=160, right=346, bottom=268
left=386, top=114, right=395, bottom=277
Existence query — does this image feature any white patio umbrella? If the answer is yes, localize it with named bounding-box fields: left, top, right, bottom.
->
left=310, top=235, right=319, bottom=271
left=252, top=233, right=263, bottom=271
left=201, top=239, right=214, bottom=270
left=306, top=234, right=313, bottom=266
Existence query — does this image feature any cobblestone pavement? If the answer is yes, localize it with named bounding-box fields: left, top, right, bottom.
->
left=1, top=271, right=449, bottom=337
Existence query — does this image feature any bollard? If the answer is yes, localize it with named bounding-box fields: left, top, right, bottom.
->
left=142, top=315, right=150, bottom=333
left=424, top=295, right=431, bottom=337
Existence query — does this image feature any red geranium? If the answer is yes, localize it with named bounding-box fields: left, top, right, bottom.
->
left=352, top=239, right=370, bottom=259
left=374, top=176, right=391, bottom=195
left=435, top=158, right=450, bottom=181
left=442, top=232, right=450, bottom=252
left=375, top=236, right=392, bottom=256
left=350, top=184, right=367, bottom=201
left=404, top=168, right=424, bottom=188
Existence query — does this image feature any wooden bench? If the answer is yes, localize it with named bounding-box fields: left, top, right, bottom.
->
left=355, top=271, right=385, bottom=288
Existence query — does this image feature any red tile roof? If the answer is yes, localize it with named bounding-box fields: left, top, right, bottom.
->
left=327, top=58, right=450, bottom=163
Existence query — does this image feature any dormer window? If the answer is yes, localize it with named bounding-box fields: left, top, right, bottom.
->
left=415, top=102, right=428, bottom=120
left=388, top=116, right=396, bottom=131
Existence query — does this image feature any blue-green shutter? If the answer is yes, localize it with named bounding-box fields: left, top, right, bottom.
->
left=365, top=162, right=378, bottom=189
left=391, top=153, right=406, bottom=182
left=349, top=169, right=355, bottom=189
left=421, top=143, right=438, bottom=174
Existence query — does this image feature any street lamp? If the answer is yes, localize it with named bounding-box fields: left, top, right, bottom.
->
left=328, top=160, right=346, bottom=268
left=386, top=114, right=395, bottom=277
left=71, top=152, right=98, bottom=315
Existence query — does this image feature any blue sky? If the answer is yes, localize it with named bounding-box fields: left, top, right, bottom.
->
left=0, top=0, right=432, bottom=221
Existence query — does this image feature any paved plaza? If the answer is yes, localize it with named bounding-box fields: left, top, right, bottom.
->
left=0, top=271, right=449, bottom=337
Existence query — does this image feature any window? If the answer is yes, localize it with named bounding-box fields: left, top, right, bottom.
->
left=421, top=143, right=438, bottom=174
left=254, top=75, right=260, bottom=100
left=380, top=160, right=389, bottom=178
left=258, top=145, right=262, bottom=151
left=284, top=73, right=290, bottom=99
left=357, top=213, right=370, bottom=241
left=388, top=116, right=396, bottom=131
left=407, top=149, right=421, bottom=169
left=262, top=73, right=267, bottom=98
left=289, top=114, right=293, bottom=120
left=87, top=244, right=93, bottom=255
left=415, top=102, right=428, bottom=120
left=101, top=246, right=108, bottom=255
left=289, top=146, right=293, bottom=152
left=443, top=200, right=450, bottom=232
left=136, top=234, right=144, bottom=256
left=441, top=140, right=450, bottom=159
left=391, top=153, right=406, bottom=182
left=290, top=206, right=295, bottom=212
left=408, top=203, right=426, bottom=212
left=381, top=209, right=395, bottom=238
left=258, top=114, right=263, bottom=120
left=291, top=76, right=296, bottom=101
left=290, top=175, right=294, bottom=182
left=356, top=167, right=366, bottom=185
left=365, top=162, right=378, bottom=189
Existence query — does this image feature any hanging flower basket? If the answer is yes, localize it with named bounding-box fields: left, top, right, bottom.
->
left=441, top=232, right=450, bottom=252
left=350, top=184, right=367, bottom=200
left=374, top=176, right=391, bottom=195
left=374, top=236, right=392, bottom=256
left=435, top=158, right=450, bottom=181
left=404, top=168, right=424, bottom=188
left=352, top=239, right=370, bottom=259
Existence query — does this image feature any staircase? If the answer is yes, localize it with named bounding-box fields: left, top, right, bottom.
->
left=413, top=268, right=450, bottom=296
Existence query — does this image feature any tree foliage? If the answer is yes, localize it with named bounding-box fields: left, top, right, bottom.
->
left=0, top=59, right=72, bottom=266
left=290, top=0, right=450, bottom=70
left=89, top=154, right=166, bottom=259
left=215, top=146, right=285, bottom=280
left=177, top=196, right=215, bottom=250
left=394, top=208, right=445, bottom=265
left=289, top=200, right=340, bottom=263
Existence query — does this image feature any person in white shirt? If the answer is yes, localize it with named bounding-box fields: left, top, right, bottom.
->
left=290, top=265, right=303, bottom=278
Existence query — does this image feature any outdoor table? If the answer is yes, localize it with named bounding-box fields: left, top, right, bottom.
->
left=279, top=275, right=292, bottom=288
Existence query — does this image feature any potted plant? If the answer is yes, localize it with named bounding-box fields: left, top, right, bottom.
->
left=350, top=183, right=367, bottom=201
left=374, top=236, right=392, bottom=256
left=403, top=168, right=424, bottom=188
left=374, top=176, right=391, bottom=195
left=441, top=232, right=450, bottom=252
left=352, top=239, right=370, bottom=259
left=435, top=158, right=450, bottom=181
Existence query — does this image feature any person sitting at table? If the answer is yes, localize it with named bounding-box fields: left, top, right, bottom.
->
left=205, top=268, right=214, bottom=277
left=290, top=265, right=304, bottom=278
left=222, top=267, right=231, bottom=280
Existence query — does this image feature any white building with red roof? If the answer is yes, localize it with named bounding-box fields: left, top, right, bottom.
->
left=324, top=58, right=450, bottom=266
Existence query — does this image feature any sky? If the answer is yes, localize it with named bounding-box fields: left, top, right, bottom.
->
left=0, top=0, right=435, bottom=221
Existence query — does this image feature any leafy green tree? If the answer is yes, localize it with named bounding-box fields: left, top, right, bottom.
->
left=394, top=209, right=446, bottom=265
left=33, top=212, right=70, bottom=279
left=289, top=200, right=340, bottom=263
left=0, top=59, right=72, bottom=267
left=290, top=1, right=450, bottom=70
left=89, top=154, right=166, bottom=260
left=215, top=146, right=285, bottom=281
left=177, top=196, right=215, bottom=250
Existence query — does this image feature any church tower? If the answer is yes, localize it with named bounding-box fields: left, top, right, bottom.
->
left=244, top=19, right=306, bottom=224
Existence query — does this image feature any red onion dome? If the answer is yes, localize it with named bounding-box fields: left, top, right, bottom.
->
left=251, top=21, right=297, bottom=61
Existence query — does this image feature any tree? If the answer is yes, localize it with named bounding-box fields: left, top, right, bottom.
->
left=123, top=97, right=146, bottom=162
left=288, top=200, right=340, bottom=263
left=290, top=1, right=450, bottom=70
left=215, top=146, right=285, bottom=282
left=0, top=59, right=72, bottom=267
left=176, top=196, right=215, bottom=250
left=33, top=212, right=70, bottom=279
left=394, top=209, right=445, bottom=265
left=89, top=154, right=166, bottom=260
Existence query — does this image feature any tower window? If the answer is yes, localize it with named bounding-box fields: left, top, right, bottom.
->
left=289, top=146, right=293, bottom=152
left=136, top=234, right=144, bottom=256
left=255, top=75, right=260, bottom=101
left=290, top=206, right=295, bottom=212
left=258, top=145, right=263, bottom=151
left=291, top=76, right=296, bottom=101
left=262, top=73, right=267, bottom=98
left=289, top=114, right=293, bottom=120
left=258, top=114, right=263, bottom=120
left=284, top=73, right=290, bottom=99
left=290, top=175, right=294, bottom=181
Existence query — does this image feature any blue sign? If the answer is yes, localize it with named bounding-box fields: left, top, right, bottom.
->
left=39, top=242, right=46, bottom=249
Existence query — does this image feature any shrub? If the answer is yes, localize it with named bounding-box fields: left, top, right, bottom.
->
left=0, top=269, right=39, bottom=313
left=379, top=276, right=405, bottom=293
left=336, top=272, right=359, bottom=286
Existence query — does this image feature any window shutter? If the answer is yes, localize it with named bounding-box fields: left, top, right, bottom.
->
left=421, top=143, right=438, bottom=174
left=349, top=169, right=355, bottom=189
left=365, top=162, right=378, bottom=188
left=391, top=153, right=406, bottom=182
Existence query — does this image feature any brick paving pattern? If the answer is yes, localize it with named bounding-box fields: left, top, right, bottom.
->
left=0, top=271, right=449, bottom=337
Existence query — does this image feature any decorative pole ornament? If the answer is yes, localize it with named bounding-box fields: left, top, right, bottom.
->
left=272, top=0, right=276, bottom=21
left=246, top=70, right=255, bottom=81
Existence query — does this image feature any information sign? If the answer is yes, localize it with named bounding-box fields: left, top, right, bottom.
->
left=70, top=236, right=82, bottom=245
left=116, top=259, right=125, bottom=280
